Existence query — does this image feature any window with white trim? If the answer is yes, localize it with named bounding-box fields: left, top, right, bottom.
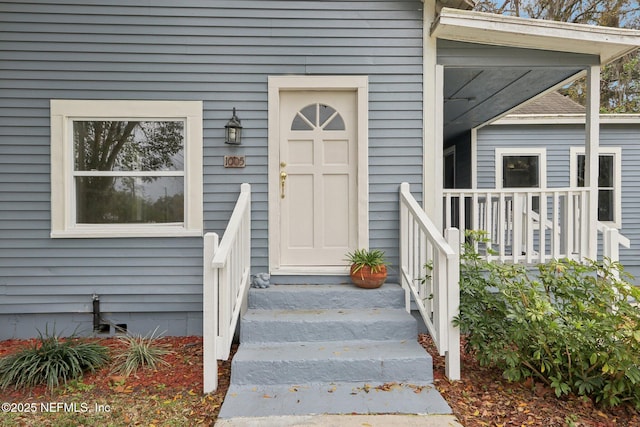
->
left=570, top=147, right=621, bottom=227
left=496, top=148, right=546, bottom=212
left=50, top=100, right=203, bottom=238
left=496, top=148, right=547, bottom=189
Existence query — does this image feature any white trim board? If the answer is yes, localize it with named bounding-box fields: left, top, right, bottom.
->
left=50, top=99, right=203, bottom=238
left=432, top=7, right=640, bottom=64
left=493, top=114, right=640, bottom=126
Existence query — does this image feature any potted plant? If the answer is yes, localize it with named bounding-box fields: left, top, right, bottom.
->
left=345, top=248, right=388, bottom=289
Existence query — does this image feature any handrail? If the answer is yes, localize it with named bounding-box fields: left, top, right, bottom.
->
left=211, top=185, right=252, bottom=268
left=598, top=221, right=630, bottom=265
left=400, top=182, right=460, bottom=380
left=203, top=183, right=251, bottom=393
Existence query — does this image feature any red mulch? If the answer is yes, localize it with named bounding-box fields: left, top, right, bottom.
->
left=1, top=335, right=639, bottom=426
left=0, top=337, right=208, bottom=400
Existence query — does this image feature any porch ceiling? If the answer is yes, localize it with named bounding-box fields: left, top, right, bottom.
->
left=441, top=62, right=584, bottom=140
left=434, top=7, right=640, bottom=141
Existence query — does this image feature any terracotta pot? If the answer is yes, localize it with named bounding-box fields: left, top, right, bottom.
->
left=349, top=264, right=387, bottom=289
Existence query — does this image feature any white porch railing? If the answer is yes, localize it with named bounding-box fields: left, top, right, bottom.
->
left=443, top=188, right=629, bottom=263
left=203, top=183, right=251, bottom=393
left=400, top=182, right=461, bottom=380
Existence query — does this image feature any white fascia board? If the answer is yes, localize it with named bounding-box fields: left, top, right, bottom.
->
left=493, top=114, right=640, bottom=126
left=432, top=8, right=640, bottom=64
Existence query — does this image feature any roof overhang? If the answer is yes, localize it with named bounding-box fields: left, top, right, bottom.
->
left=433, top=8, right=640, bottom=64
left=437, top=0, right=476, bottom=11
left=433, top=8, right=640, bottom=140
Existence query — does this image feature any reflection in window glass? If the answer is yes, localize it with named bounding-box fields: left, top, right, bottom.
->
left=73, top=120, right=185, bottom=225
left=75, top=177, right=184, bottom=224
left=74, top=121, right=184, bottom=172
left=502, top=155, right=539, bottom=188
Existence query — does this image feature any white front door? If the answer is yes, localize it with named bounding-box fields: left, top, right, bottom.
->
left=268, top=77, right=369, bottom=275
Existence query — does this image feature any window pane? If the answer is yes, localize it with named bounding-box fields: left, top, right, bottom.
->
left=599, top=155, right=614, bottom=188
left=503, top=155, right=539, bottom=188
left=322, top=114, right=345, bottom=131
left=76, top=176, right=184, bottom=223
left=291, top=114, right=313, bottom=131
left=577, top=154, right=586, bottom=187
left=74, top=121, right=184, bottom=172
left=577, top=154, right=614, bottom=188
left=598, top=189, right=614, bottom=222
left=299, top=105, right=317, bottom=126
left=577, top=154, right=616, bottom=222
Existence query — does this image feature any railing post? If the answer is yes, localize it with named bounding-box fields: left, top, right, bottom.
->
left=203, top=232, right=219, bottom=393
left=604, top=227, right=620, bottom=263
left=445, top=227, right=461, bottom=381
left=400, top=182, right=411, bottom=312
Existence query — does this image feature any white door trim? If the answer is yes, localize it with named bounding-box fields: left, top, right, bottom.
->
left=267, top=76, right=369, bottom=275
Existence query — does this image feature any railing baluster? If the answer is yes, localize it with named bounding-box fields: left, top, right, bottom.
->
left=498, top=193, right=506, bottom=262
left=538, top=190, right=547, bottom=263
left=485, top=192, right=492, bottom=258
left=551, top=192, right=560, bottom=259
left=458, top=193, right=467, bottom=252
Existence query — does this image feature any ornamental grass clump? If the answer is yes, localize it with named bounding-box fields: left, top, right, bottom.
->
left=0, top=328, right=109, bottom=391
left=111, top=328, right=172, bottom=376
left=455, top=230, right=640, bottom=409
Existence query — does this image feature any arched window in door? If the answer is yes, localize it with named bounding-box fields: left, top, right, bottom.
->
left=291, top=103, right=345, bottom=131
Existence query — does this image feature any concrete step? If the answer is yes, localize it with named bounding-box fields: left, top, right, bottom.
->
left=241, top=308, right=417, bottom=343
left=248, top=283, right=406, bottom=310
left=218, top=381, right=452, bottom=419
left=218, top=282, right=449, bottom=420
left=230, top=340, right=433, bottom=385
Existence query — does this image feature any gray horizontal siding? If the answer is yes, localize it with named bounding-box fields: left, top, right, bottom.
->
left=477, top=122, right=640, bottom=283
left=0, top=0, right=423, bottom=333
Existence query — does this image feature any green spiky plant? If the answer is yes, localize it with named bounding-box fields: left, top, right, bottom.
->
left=344, top=248, right=387, bottom=273
left=111, top=328, right=172, bottom=376
left=0, top=326, right=109, bottom=390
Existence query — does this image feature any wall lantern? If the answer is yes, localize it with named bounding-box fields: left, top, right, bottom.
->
left=225, top=108, right=243, bottom=145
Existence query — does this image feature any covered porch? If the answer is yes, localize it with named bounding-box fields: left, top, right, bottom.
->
left=424, top=7, right=640, bottom=262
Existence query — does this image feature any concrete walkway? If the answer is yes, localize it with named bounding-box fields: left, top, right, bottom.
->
left=215, top=414, right=464, bottom=426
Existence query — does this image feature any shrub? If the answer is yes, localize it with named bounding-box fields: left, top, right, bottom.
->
left=0, top=328, right=109, bottom=390
left=111, top=328, right=171, bottom=376
left=455, top=231, right=640, bottom=409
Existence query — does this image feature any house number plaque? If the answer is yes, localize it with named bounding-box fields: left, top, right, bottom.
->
left=224, top=155, right=246, bottom=168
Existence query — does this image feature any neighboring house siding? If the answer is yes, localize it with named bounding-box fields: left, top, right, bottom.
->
left=0, top=1, right=424, bottom=337
left=476, top=123, right=640, bottom=282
